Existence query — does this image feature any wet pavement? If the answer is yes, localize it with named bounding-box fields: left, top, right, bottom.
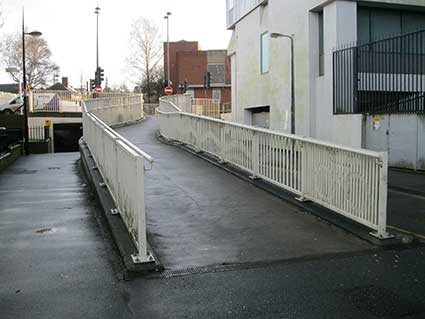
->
left=1, top=130, right=425, bottom=319
left=117, top=116, right=372, bottom=270
left=387, top=169, right=425, bottom=238
left=0, top=153, right=131, bottom=319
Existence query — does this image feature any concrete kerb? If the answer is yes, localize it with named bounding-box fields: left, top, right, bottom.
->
left=156, top=133, right=410, bottom=248
left=79, top=139, right=163, bottom=276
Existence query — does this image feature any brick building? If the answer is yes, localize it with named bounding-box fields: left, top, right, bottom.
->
left=164, top=41, right=231, bottom=108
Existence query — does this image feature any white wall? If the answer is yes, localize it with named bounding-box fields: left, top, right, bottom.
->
left=229, top=0, right=425, bottom=149
left=365, top=114, right=425, bottom=170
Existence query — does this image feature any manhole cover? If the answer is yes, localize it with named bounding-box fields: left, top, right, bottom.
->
left=34, top=228, right=55, bottom=234
left=48, top=167, right=61, bottom=170
left=347, top=285, right=425, bottom=318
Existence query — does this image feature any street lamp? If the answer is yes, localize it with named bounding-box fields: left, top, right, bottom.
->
left=270, top=32, right=295, bottom=135
left=22, top=8, right=42, bottom=156
left=95, top=6, right=100, bottom=70
left=164, top=12, right=172, bottom=87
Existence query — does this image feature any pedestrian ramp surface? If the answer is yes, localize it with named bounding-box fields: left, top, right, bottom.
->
left=117, top=117, right=372, bottom=271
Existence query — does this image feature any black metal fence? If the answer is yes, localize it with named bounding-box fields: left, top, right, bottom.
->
left=333, top=29, right=425, bottom=114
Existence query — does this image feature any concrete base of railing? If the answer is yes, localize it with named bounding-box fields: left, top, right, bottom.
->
left=79, top=139, right=163, bottom=275
left=157, top=133, right=408, bottom=247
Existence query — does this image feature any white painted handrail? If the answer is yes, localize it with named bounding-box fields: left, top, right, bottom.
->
left=158, top=97, right=390, bottom=239
left=82, top=94, right=155, bottom=263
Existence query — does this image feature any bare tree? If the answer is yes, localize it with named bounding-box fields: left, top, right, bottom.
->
left=127, top=17, right=163, bottom=102
left=1, top=33, right=59, bottom=89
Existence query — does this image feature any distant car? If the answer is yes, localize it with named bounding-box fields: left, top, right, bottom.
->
left=0, top=96, right=23, bottom=115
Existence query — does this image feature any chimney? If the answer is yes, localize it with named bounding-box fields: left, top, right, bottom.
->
left=62, top=77, right=68, bottom=88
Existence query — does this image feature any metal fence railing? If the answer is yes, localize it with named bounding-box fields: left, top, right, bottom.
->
left=83, top=94, right=155, bottom=264
left=191, top=98, right=221, bottom=118
left=159, top=97, right=391, bottom=239
left=28, top=126, right=48, bottom=141
left=30, top=90, right=87, bottom=113
left=333, top=29, right=425, bottom=114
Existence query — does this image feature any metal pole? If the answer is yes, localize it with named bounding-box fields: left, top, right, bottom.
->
left=22, top=8, right=29, bottom=156
left=167, top=16, right=170, bottom=85
left=290, top=36, right=295, bottom=134
left=96, top=7, right=99, bottom=69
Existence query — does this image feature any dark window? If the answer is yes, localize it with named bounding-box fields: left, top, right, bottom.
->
left=318, top=11, right=324, bottom=76
left=208, top=64, right=226, bottom=84
left=358, top=7, right=425, bottom=45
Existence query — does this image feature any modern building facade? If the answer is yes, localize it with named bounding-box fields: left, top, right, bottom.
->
left=227, top=0, right=425, bottom=170
left=164, top=41, right=231, bottom=109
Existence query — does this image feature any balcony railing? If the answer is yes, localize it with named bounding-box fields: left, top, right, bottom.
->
left=333, top=29, right=425, bottom=114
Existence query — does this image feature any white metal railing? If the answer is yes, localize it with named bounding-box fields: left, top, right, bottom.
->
left=30, top=90, right=87, bottom=113
left=191, top=98, right=221, bottom=118
left=158, top=98, right=390, bottom=239
left=85, top=94, right=143, bottom=126
left=83, top=94, right=155, bottom=263
left=29, top=126, right=47, bottom=141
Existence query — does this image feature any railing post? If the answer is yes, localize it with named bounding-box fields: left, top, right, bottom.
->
left=250, top=131, right=259, bottom=179
left=296, top=141, right=309, bottom=202
left=131, top=156, right=154, bottom=264
left=371, top=152, right=392, bottom=239
left=218, top=122, right=226, bottom=164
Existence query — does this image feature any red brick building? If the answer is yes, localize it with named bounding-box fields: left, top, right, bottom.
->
left=164, top=41, right=231, bottom=108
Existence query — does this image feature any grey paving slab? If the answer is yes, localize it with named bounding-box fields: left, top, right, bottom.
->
left=0, top=153, right=132, bottom=319
left=389, top=169, right=425, bottom=196
left=117, top=117, right=372, bottom=270
left=387, top=169, right=425, bottom=237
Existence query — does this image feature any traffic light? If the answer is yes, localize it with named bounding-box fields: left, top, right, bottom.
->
left=90, top=79, right=96, bottom=91
left=99, top=67, right=104, bottom=82
left=183, top=80, right=188, bottom=93
left=204, top=72, right=211, bottom=89
left=94, top=67, right=105, bottom=86
left=207, top=72, right=211, bottom=88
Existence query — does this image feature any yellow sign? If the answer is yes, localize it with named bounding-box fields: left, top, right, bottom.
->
left=373, top=114, right=381, bottom=123
left=44, top=120, right=52, bottom=127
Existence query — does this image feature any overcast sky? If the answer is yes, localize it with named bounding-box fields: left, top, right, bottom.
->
left=0, top=0, right=232, bottom=89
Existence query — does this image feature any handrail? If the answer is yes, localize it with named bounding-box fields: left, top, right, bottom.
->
left=158, top=99, right=382, bottom=158
left=84, top=107, right=153, bottom=163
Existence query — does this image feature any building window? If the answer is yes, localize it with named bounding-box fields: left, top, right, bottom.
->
left=212, top=89, right=222, bottom=101
left=208, top=64, right=226, bottom=84
left=261, top=32, right=269, bottom=74
left=318, top=11, right=324, bottom=76
left=358, top=7, right=425, bottom=45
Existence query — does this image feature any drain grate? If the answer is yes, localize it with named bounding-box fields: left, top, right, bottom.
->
left=4, top=169, right=37, bottom=175
left=347, top=285, right=425, bottom=318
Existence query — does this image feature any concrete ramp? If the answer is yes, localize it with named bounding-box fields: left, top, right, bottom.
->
left=117, top=117, right=372, bottom=271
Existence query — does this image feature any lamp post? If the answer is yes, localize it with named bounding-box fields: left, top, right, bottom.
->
left=22, top=8, right=42, bottom=156
left=95, top=6, right=100, bottom=70
left=270, top=32, right=295, bottom=134
left=164, top=12, right=172, bottom=87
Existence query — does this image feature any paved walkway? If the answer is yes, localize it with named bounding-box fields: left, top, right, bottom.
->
left=0, top=153, right=131, bottom=319
left=117, top=117, right=372, bottom=270
left=388, top=169, right=425, bottom=238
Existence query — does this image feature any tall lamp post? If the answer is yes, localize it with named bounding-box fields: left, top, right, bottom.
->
left=22, top=8, right=42, bottom=155
left=95, top=6, right=100, bottom=70
left=270, top=32, right=295, bottom=134
left=164, top=12, right=172, bottom=87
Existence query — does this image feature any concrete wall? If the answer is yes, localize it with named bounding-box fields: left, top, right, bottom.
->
left=365, top=114, right=425, bottom=170
left=229, top=0, right=425, bottom=148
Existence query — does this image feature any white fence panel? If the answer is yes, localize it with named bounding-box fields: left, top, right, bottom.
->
left=82, top=93, right=153, bottom=263
left=158, top=98, right=390, bottom=239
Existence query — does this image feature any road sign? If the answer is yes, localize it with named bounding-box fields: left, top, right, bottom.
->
left=95, top=86, right=103, bottom=93
left=164, top=86, right=173, bottom=95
